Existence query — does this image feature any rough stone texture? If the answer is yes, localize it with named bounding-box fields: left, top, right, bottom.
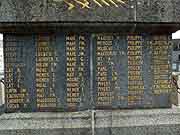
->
left=97, top=126, right=180, bottom=135
left=136, top=0, right=174, bottom=22
left=173, top=0, right=180, bottom=22
left=0, top=109, right=180, bottom=134
left=0, top=129, right=92, bottom=135
left=0, top=0, right=180, bottom=22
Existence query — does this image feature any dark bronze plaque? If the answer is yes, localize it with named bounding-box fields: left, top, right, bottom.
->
left=4, top=35, right=36, bottom=112
left=35, top=34, right=91, bottom=111
left=4, top=33, right=173, bottom=112
left=93, top=34, right=172, bottom=109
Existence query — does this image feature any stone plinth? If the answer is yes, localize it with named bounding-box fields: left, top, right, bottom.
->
left=0, top=0, right=180, bottom=23
left=0, top=109, right=180, bottom=135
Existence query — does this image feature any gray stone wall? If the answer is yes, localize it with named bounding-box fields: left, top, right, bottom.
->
left=0, top=0, right=180, bottom=22
left=0, top=109, right=180, bottom=135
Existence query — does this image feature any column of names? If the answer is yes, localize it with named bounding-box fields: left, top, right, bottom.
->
left=5, top=42, right=30, bottom=110
left=127, top=35, right=144, bottom=106
left=66, top=35, right=80, bottom=108
left=36, top=35, right=57, bottom=109
left=151, top=36, right=171, bottom=94
left=96, top=34, right=114, bottom=107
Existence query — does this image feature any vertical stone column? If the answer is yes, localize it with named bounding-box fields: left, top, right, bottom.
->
left=177, top=75, right=180, bottom=106
left=0, top=39, right=4, bottom=106
left=0, top=82, right=4, bottom=106
left=171, top=72, right=180, bottom=107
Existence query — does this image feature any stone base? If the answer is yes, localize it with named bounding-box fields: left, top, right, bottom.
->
left=0, top=109, right=180, bottom=135
left=172, top=104, right=180, bottom=108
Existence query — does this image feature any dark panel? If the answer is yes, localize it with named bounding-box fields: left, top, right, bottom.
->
left=93, top=33, right=172, bottom=108
left=4, top=35, right=36, bottom=112
left=149, top=35, right=172, bottom=107
left=64, top=34, right=91, bottom=111
left=127, top=35, right=145, bottom=107
left=36, top=34, right=59, bottom=111
left=36, top=33, right=91, bottom=111
left=4, top=33, right=173, bottom=112
left=93, top=34, right=129, bottom=108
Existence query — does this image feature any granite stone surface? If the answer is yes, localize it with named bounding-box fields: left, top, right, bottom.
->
left=0, top=109, right=180, bottom=135
left=0, top=0, right=180, bottom=22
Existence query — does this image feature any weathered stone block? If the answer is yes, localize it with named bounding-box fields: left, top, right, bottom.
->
left=0, top=0, right=180, bottom=22
left=0, top=109, right=180, bottom=135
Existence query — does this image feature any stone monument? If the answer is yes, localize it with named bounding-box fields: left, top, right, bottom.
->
left=0, top=0, right=180, bottom=134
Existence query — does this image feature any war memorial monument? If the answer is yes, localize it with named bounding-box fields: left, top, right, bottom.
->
left=0, top=0, right=180, bottom=134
